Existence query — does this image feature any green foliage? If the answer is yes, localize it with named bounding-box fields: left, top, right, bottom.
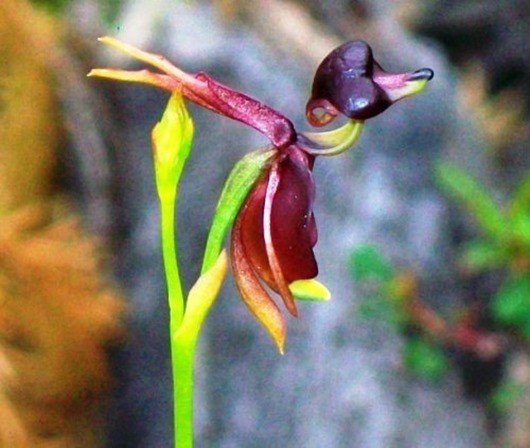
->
left=349, top=244, right=393, bottom=282
left=459, top=240, right=508, bottom=272
left=350, top=246, right=402, bottom=326
left=489, top=381, right=525, bottom=414
left=435, top=163, right=506, bottom=240
left=403, top=337, right=449, bottom=382
left=437, top=163, right=530, bottom=341
left=508, top=169, right=530, bottom=220
left=30, top=0, right=70, bottom=14
left=98, top=0, right=122, bottom=25
left=350, top=246, right=444, bottom=380
left=30, top=0, right=121, bottom=24
left=357, top=295, right=394, bottom=320
left=491, top=274, right=530, bottom=339
left=510, top=211, right=530, bottom=248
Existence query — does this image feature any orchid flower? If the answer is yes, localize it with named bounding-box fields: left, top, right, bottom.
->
left=90, top=37, right=433, bottom=353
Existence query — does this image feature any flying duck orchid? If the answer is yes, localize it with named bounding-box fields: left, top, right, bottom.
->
left=90, top=37, right=433, bottom=353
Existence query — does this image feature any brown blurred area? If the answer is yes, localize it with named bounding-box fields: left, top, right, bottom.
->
left=0, top=0, right=125, bottom=446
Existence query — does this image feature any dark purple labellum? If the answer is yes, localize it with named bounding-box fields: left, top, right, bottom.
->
left=307, top=40, right=434, bottom=125
left=308, top=41, right=391, bottom=123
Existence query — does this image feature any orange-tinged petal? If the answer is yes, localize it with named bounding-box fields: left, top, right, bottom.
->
left=240, top=176, right=276, bottom=287
left=231, top=212, right=286, bottom=354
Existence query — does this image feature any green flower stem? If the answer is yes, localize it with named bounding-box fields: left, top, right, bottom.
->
left=159, top=189, right=192, bottom=447
left=160, top=191, right=184, bottom=326
left=172, top=334, right=195, bottom=448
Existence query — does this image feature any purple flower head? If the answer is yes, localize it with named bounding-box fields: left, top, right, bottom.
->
left=306, top=41, right=434, bottom=126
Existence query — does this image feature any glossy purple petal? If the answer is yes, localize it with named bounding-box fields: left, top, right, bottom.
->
left=307, top=40, right=433, bottom=123
left=194, top=73, right=296, bottom=149
left=270, top=147, right=318, bottom=283
left=239, top=147, right=318, bottom=301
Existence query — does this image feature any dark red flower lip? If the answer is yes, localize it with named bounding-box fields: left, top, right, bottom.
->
left=232, top=146, right=318, bottom=338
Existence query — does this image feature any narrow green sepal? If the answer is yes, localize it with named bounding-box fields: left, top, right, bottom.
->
left=201, top=148, right=276, bottom=273
left=289, top=279, right=331, bottom=301
left=152, top=91, right=194, bottom=199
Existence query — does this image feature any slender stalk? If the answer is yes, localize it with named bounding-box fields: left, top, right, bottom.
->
left=159, top=190, right=194, bottom=447
left=160, top=192, right=184, bottom=326
left=172, top=335, right=195, bottom=448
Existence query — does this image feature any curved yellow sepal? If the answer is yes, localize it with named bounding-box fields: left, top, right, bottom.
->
left=176, top=250, right=228, bottom=344
left=289, top=279, right=331, bottom=302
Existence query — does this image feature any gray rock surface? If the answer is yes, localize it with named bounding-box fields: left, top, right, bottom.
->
left=73, top=1, right=492, bottom=446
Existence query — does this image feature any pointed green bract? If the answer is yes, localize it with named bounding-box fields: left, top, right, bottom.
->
left=152, top=91, right=195, bottom=328
left=177, top=251, right=228, bottom=345
left=289, top=279, right=331, bottom=301
left=201, top=148, right=276, bottom=273
left=152, top=91, right=194, bottom=201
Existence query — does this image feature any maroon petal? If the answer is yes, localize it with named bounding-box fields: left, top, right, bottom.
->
left=270, top=147, right=318, bottom=283
left=194, top=73, right=296, bottom=149
left=263, top=163, right=298, bottom=317
left=240, top=175, right=276, bottom=288
left=231, top=212, right=286, bottom=353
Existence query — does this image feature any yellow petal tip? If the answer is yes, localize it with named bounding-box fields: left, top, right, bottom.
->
left=289, top=279, right=331, bottom=302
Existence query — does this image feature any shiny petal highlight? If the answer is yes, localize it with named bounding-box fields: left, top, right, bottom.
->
left=264, top=164, right=298, bottom=317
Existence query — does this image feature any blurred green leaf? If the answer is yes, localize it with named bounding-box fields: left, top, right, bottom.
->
left=30, top=0, right=122, bottom=23
left=30, top=0, right=71, bottom=14
left=98, top=0, right=122, bottom=26
left=459, top=240, right=507, bottom=272
left=435, top=163, right=506, bottom=240
left=508, top=169, right=530, bottom=219
left=491, top=275, right=530, bottom=332
left=358, top=296, right=393, bottom=320
left=510, top=211, right=530, bottom=248
left=489, top=381, right=524, bottom=414
left=404, top=338, right=449, bottom=382
left=349, top=245, right=393, bottom=283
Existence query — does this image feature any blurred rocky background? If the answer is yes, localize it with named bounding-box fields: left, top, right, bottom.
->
left=2, top=0, right=529, bottom=446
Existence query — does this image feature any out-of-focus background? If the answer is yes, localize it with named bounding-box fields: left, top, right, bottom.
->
left=1, top=0, right=529, bottom=446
